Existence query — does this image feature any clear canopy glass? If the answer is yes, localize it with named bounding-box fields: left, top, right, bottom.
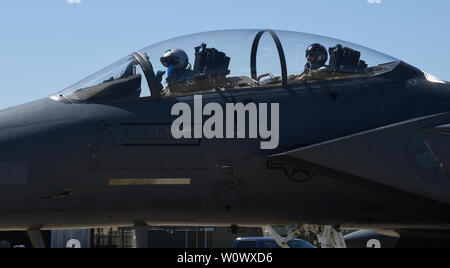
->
left=57, top=29, right=399, bottom=101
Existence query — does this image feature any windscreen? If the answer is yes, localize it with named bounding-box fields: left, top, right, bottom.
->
left=57, top=55, right=150, bottom=101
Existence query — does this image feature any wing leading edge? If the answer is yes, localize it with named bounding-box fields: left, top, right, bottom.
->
left=270, top=112, right=450, bottom=205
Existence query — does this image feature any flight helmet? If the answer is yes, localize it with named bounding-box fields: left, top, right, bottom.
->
left=305, top=43, right=328, bottom=69
left=160, top=49, right=189, bottom=70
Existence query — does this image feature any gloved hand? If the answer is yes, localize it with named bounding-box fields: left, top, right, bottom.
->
left=156, top=70, right=166, bottom=83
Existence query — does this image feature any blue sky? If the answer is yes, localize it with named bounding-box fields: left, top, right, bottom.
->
left=0, top=0, right=449, bottom=109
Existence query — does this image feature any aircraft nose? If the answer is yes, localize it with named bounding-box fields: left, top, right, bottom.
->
left=0, top=99, right=50, bottom=129
left=0, top=97, right=80, bottom=156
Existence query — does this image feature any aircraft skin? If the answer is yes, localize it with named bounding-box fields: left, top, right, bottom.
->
left=0, top=32, right=449, bottom=234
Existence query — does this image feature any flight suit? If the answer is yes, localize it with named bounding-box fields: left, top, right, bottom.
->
left=297, top=67, right=334, bottom=82
left=296, top=68, right=357, bottom=82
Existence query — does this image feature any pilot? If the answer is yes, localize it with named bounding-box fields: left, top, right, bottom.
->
left=160, top=49, right=194, bottom=86
left=297, top=43, right=330, bottom=82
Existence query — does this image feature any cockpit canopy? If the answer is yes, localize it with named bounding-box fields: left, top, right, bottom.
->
left=56, top=29, right=401, bottom=101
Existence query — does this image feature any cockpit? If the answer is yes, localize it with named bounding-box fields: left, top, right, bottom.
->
left=55, top=29, right=411, bottom=102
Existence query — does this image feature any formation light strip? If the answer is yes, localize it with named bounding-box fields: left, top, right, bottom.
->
left=109, top=178, right=191, bottom=186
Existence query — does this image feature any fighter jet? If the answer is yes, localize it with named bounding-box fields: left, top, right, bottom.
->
left=0, top=29, right=449, bottom=248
